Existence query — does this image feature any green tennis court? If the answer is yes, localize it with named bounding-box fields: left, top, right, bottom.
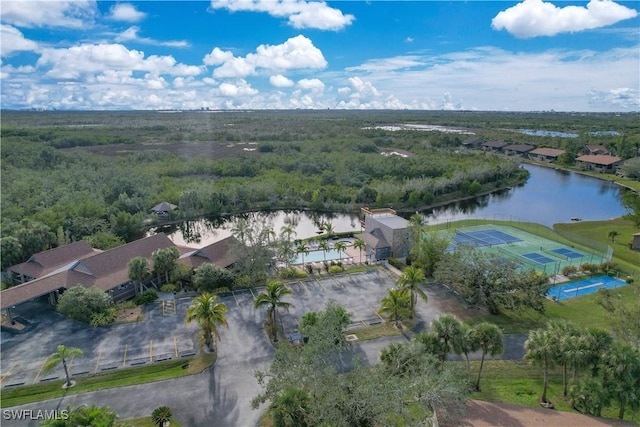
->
left=447, top=225, right=607, bottom=274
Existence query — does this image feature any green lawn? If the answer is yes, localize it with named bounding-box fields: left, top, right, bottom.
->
left=0, top=353, right=216, bottom=408
left=468, top=360, right=638, bottom=424
left=118, top=416, right=182, bottom=427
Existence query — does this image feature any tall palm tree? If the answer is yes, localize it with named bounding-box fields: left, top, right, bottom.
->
left=296, top=242, right=309, bottom=269
left=525, top=328, right=557, bottom=405
left=601, top=342, right=640, bottom=420
left=128, top=256, right=151, bottom=294
left=280, top=224, right=297, bottom=243
left=396, top=266, right=427, bottom=318
left=186, top=293, right=228, bottom=351
left=379, top=288, right=411, bottom=328
left=471, top=322, right=504, bottom=391
left=42, top=344, right=84, bottom=388
left=323, top=222, right=334, bottom=239
left=254, top=281, right=293, bottom=342
left=549, top=320, right=580, bottom=397
left=318, top=240, right=330, bottom=263
left=334, top=241, right=347, bottom=263
left=152, top=247, right=180, bottom=286
left=431, top=314, right=464, bottom=361
left=608, top=230, right=619, bottom=243
left=353, top=238, right=365, bottom=264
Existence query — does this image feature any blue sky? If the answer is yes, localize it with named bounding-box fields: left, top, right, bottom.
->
left=1, top=0, right=638, bottom=111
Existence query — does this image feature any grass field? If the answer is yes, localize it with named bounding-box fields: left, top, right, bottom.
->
left=469, top=360, right=638, bottom=423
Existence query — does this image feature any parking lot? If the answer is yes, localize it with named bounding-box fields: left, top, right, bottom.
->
left=1, top=268, right=445, bottom=391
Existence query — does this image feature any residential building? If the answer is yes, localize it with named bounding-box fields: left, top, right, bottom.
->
left=503, top=144, right=535, bottom=156
left=528, top=147, right=566, bottom=163
left=481, top=141, right=508, bottom=152
left=575, top=155, right=624, bottom=173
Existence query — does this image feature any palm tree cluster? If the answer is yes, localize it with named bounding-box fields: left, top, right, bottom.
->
left=379, top=266, right=427, bottom=327
left=525, top=321, right=640, bottom=420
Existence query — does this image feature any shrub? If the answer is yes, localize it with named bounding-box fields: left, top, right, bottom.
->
left=279, top=267, right=307, bottom=279
left=133, top=290, right=158, bottom=305
left=89, top=307, right=117, bottom=327
left=626, top=277, right=634, bottom=284
left=57, top=286, right=112, bottom=323
left=599, top=261, right=618, bottom=272
left=579, top=263, right=599, bottom=274
left=387, top=257, right=404, bottom=270
left=328, top=265, right=343, bottom=274
left=562, top=265, right=578, bottom=276
left=193, top=263, right=236, bottom=292
left=160, top=284, right=179, bottom=293
left=213, top=287, right=231, bottom=295
left=305, top=264, right=314, bottom=275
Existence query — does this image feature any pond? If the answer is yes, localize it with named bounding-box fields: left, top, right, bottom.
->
left=160, top=164, right=628, bottom=248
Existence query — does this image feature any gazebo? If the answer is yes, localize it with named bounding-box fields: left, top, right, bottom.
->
left=150, top=201, right=178, bottom=217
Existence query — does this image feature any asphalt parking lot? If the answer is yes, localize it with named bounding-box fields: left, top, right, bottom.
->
left=1, top=299, right=200, bottom=388
left=1, top=269, right=404, bottom=390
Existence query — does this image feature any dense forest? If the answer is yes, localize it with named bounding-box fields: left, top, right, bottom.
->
left=1, top=110, right=638, bottom=269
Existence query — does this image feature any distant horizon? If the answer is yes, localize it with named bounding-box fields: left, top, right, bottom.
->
left=1, top=1, right=638, bottom=112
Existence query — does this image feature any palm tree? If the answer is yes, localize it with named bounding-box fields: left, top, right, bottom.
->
left=254, top=281, right=293, bottom=342
left=608, top=230, right=619, bottom=243
left=525, top=328, right=557, bottom=405
left=323, top=222, right=334, bottom=239
left=42, top=344, right=84, bottom=388
left=128, top=256, right=150, bottom=294
left=396, top=266, right=427, bottom=318
left=431, top=314, right=464, bottom=361
left=379, top=288, right=411, bottom=328
left=296, top=242, right=309, bottom=269
left=318, top=240, right=330, bottom=263
left=152, top=247, right=180, bottom=286
left=268, top=387, right=310, bottom=427
left=151, top=406, right=172, bottom=427
left=186, top=293, right=228, bottom=351
left=280, top=224, right=297, bottom=242
left=471, top=322, right=504, bottom=391
left=334, top=241, right=347, bottom=263
left=601, top=342, right=640, bottom=420
left=353, top=238, right=365, bottom=264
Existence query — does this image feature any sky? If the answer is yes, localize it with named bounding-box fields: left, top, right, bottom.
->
left=1, top=0, right=639, bottom=112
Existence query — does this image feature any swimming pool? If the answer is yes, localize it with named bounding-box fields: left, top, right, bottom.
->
left=547, top=275, right=628, bottom=301
left=294, top=249, right=347, bottom=265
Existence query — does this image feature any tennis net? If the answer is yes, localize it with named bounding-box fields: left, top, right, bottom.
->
left=455, top=230, right=492, bottom=247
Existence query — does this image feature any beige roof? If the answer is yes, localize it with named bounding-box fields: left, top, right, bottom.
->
left=576, top=154, right=623, bottom=166
left=529, top=147, right=565, bottom=157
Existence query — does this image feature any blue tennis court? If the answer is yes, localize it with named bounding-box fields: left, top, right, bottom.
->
left=454, top=229, right=522, bottom=247
left=552, top=248, right=585, bottom=259
left=548, top=275, right=628, bottom=301
left=522, top=252, right=555, bottom=264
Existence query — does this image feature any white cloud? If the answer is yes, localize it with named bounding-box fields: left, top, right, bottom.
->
left=36, top=43, right=201, bottom=80
left=0, top=0, right=97, bottom=29
left=210, top=0, right=354, bottom=30
left=297, top=78, right=324, bottom=90
left=211, top=35, right=326, bottom=78
left=347, top=56, right=424, bottom=73
left=588, top=87, right=639, bottom=110
left=405, top=37, right=414, bottom=43
left=203, top=47, right=235, bottom=66
left=1, top=25, right=38, bottom=57
left=270, top=74, right=294, bottom=87
left=109, top=3, right=146, bottom=22
left=492, top=0, right=638, bottom=38
left=218, top=79, right=258, bottom=97
left=115, top=26, right=189, bottom=48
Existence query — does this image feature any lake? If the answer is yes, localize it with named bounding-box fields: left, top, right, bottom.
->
left=162, top=164, right=628, bottom=248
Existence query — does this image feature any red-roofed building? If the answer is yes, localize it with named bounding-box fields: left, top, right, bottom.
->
left=575, top=155, right=624, bottom=173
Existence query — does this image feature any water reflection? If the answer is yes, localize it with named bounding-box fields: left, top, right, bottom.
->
left=162, top=164, right=627, bottom=248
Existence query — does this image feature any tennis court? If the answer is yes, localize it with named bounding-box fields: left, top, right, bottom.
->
left=547, top=275, right=628, bottom=301
left=447, top=225, right=607, bottom=274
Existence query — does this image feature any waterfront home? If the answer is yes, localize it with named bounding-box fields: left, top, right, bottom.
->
left=528, top=147, right=566, bottom=163
left=575, top=154, right=624, bottom=173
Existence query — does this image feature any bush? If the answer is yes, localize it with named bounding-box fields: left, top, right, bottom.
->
left=279, top=267, right=307, bottom=279
left=57, top=286, right=112, bottom=323
left=562, top=265, right=578, bottom=276
left=89, top=307, right=117, bottom=326
left=328, top=265, right=343, bottom=274
left=133, top=290, right=158, bottom=305
left=599, top=261, right=618, bottom=272
left=305, top=264, right=314, bottom=275
left=160, top=284, right=179, bottom=293
left=387, top=257, right=404, bottom=270
left=213, top=286, right=231, bottom=295
left=579, top=263, right=599, bottom=274
left=193, top=262, right=236, bottom=292
left=626, top=277, right=634, bottom=284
